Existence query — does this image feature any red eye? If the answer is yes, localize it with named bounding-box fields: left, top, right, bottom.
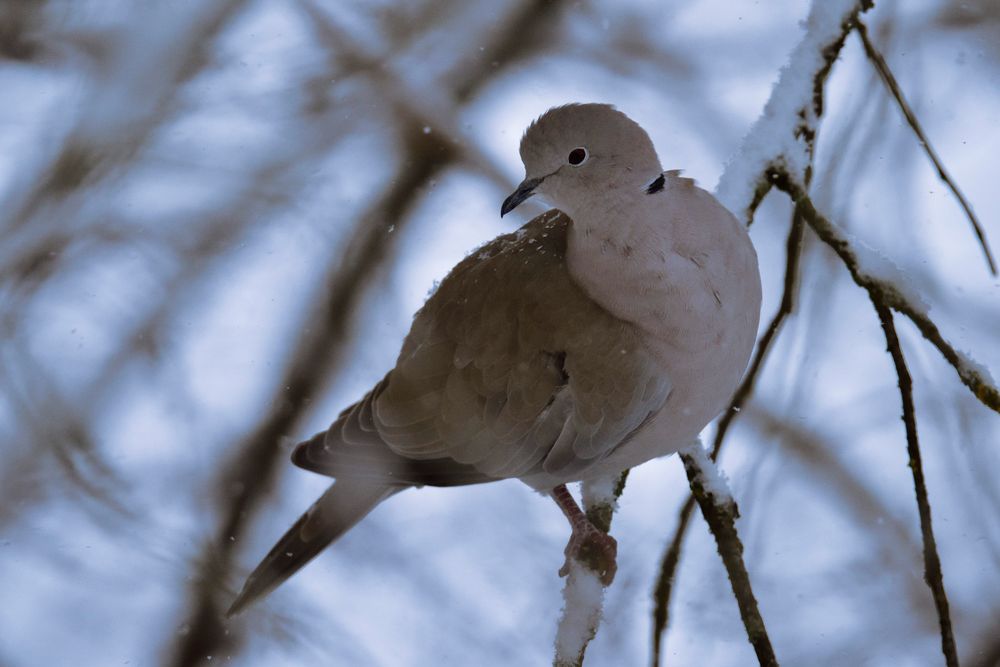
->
left=567, top=147, right=588, bottom=166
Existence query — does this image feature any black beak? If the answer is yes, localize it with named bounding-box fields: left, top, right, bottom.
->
left=500, top=177, right=542, bottom=217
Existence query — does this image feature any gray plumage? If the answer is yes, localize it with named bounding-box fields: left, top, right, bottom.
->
left=228, top=104, right=761, bottom=615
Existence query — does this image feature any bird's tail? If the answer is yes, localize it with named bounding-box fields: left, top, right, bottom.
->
left=227, top=480, right=399, bottom=616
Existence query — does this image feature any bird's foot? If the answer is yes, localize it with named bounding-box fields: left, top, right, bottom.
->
left=559, top=517, right=618, bottom=586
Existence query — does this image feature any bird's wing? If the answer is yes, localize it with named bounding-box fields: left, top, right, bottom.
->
left=295, top=210, right=671, bottom=483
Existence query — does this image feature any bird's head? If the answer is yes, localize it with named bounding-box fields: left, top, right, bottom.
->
left=501, top=103, right=662, bottom=218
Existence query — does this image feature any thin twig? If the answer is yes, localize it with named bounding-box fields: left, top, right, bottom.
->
left=650, top=213, right=804, bottom=665
left=873, top=300, right=960, bottom=667
left=649, top=494, right=694, bottom=667
left=772, top=167, right=1000, bottom=414
left=679, top=445, right=778, bottom=667
left=856, top=20, right=996, bottom=276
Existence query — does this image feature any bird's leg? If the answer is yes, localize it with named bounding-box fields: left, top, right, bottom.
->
left=550, top=484, right=618, bottom=586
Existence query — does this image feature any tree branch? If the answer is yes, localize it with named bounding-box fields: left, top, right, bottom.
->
left=715, top=0, right=873, bottom=222
left=649, top=490, right=694, bottom=667
left=654, top=3, right=876, bottom=659
left=679, top=443, right=778, bottom=667
left=872, top=300, right=959, bottom=667
left=772, top=167, right=1000, bottom=414
left=856, top=20, right=996, bottom=276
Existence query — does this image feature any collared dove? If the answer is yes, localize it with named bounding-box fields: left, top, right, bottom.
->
left=227, top=103, right=761, bottom=616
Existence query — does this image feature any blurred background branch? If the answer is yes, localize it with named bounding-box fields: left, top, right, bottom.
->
left=1, top=1, right=998, bottom=666
left=167, top=1, right=572, bottom=664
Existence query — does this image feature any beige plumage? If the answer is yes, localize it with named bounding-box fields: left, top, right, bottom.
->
left=228, top=103, right=761, bottom=615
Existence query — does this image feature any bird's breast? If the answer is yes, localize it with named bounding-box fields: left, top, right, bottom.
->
left=565, top=195, right=761, bottom=423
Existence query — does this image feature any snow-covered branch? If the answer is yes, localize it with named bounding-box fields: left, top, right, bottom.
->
left=553, top=473, right=626, bottom=667
left=653, top=2, right=872, bottom=662
left=716, top=0, right=874, bottom=220
left=655, top=2, right=998, bottom=662
left=679, top=442, right=778, bottom=667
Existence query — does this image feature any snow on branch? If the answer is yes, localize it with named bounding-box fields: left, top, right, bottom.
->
left=553, top=472, right=626, bottom=667
left=653, top=3, right=873, bottom=663
left=554, top=562, right=606, bottom=667
left=715, top=0, right=873, bottom=221
left=652, top=0, right=995, bottom=665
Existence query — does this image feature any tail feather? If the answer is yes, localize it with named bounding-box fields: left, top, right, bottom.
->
left=227, top=480, right=398, bottom=616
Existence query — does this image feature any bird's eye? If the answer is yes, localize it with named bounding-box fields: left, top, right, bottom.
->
left=567, top=147, right=588, bottom=166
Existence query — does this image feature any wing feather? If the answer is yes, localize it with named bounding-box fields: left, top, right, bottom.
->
left=294, top=210, right=672, bottom=485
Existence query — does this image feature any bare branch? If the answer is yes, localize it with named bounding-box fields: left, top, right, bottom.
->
left=856, top=20, right=996, bottom=276
left=649, top=492, right=695, bottom=667
left=872, top=300, right=960, bottom=667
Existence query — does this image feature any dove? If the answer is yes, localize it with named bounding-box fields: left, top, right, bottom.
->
left=227, top=103, right=761, bottom=616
